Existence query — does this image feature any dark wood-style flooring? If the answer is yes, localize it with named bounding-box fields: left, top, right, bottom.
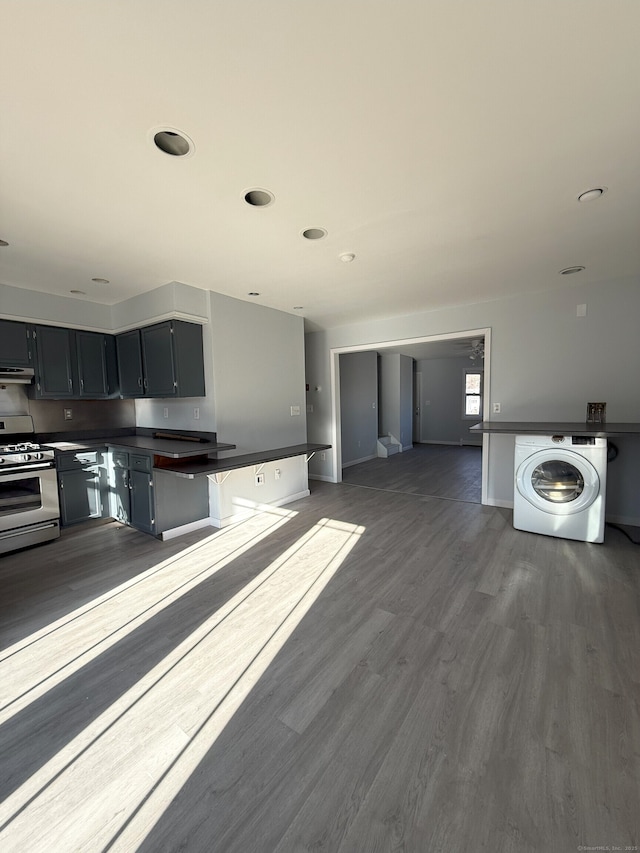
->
left=342, top=443, right=482, bottom=503
left=1, top=481, right=639, bottom=851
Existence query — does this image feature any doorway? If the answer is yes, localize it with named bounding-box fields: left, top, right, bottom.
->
left=330, top=329, right=491, bottom=504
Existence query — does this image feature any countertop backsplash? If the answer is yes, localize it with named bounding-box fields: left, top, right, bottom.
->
left=29, top=398, right=135, bottom=434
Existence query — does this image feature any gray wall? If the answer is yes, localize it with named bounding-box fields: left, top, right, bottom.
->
left=339, top=351, right=378, bottom=467
left=379, top=353, right=413, bottom=449
left=305, top=274, right=640, bottom=524
left=417, top=356, right=483, bottom=446
left=208, top=292, right=307, bottom=452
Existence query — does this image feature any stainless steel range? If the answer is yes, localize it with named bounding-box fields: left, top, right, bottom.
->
left=0, top=415, right=60, bottom=555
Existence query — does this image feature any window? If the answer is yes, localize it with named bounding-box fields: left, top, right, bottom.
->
left=463, top=368, right=483, bottom=418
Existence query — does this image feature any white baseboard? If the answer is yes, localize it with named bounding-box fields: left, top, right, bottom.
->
left=160, top=517, right=213, bottom=541
left=486, top=498, right=514, bottom=509
left=342, top=453, right=377, bottom=469
left=309, top=473, right=335, bottom=483
left=209, top=489, right=311, bottom=529
left=402, top=444, right=413, bottom=452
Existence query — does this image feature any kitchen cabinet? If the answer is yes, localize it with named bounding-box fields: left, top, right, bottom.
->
left=0, top=319, right=32, bottom=366
left=129, top=454, right=155, bottom=534
left=108, top=450, right=155, bottom=534
left=115, top=329, right=145, bottom=397
left=31, top=325, right=117, bottom=399
left=57, top=449, right=107, bottom=526
left=115, top=320, right=205, bottom=399
left=32, top=325, right=75, bottom=398
left=75, top=331, right=117, bottom=398
left=107, top=446, right=208, bottom=537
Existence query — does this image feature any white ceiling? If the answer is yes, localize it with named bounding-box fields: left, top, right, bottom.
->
left=1, top=2, right=639, bottom=333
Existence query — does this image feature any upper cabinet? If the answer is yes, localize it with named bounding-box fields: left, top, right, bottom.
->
left=31, top=326, right=117, bottom=399
left=116, top=320, right=205, bottom=398
left=0, top=320, right=32, bottom=366
left=32, top=325, right=75, bottom=398
left=5, top=317, right=204, bottom=400
left=75, top=331, right=117, bottom=399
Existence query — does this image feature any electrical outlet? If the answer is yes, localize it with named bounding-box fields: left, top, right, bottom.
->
left=163, top=407, right=169, bottom=418
left=493, top=402, right=501, bottom=414
left=255, top=473, right=265, bottom=486
left=63, top=408, right=72, bottom=420
left=275, top=468, right=281, bottom=480
left=193, top=407, right=200, bottom=420
left=290, top=405, right=301, bottom=416
left=306, top=403, right=313, bottom=413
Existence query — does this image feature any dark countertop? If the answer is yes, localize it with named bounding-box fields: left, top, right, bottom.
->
left=470, top=421, right=640, bottom=437
left=44, top=428, right=235, bottom=458
left=160, top=443, right=331, bottom=478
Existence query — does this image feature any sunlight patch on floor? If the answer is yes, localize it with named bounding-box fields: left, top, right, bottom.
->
left=0, top=505, right=296, bottom=718
left=0, top=516, right=364, bottom=853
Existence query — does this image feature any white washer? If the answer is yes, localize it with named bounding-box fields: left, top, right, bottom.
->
left=513, top=434, right=607, bottom=543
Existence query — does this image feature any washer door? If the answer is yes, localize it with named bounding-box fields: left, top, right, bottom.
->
left=516, top=449, right=600, bottom=516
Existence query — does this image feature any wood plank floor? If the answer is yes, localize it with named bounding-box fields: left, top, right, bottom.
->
left=342, top=444, right=482, bottom=503
left=1, top=482, right=639, bottom=852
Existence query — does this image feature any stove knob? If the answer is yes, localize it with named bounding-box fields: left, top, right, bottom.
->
left=33, top=452, right=44, bottom=461
left=0, top=457, right=4, bottom=465
left=23, top=453, right=32, bottom=462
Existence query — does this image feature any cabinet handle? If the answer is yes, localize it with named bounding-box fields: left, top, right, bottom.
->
left=138, top=376, right=143, bottom=388
left=68, top=378, right=73, bottom=392
left=143, top=377, right=148, bottom=391
left=80, top=378, right=84, bottom=392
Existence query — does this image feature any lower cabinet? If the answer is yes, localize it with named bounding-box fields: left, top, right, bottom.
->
left=108, top=448, right=208, bottom=537
left=130, top=468, right=155, bottom=534
left=57, top=449, right=108, bottom=526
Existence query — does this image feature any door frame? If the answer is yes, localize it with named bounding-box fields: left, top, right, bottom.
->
left=329, top=328, right=491, bottom=505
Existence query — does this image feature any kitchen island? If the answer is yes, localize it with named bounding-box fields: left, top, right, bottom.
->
left=46, top=429, right=330, bottom=538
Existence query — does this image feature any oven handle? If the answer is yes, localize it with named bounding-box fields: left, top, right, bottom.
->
left=0, top=462, right=56, bottom=475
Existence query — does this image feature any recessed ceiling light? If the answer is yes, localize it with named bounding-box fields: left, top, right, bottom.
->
left=248, top=291, right=260, bottom=296
left=577, top=187, right=607, bottom=203
left=302, top=228, right=327, bottom=240
left=91, top=277, right=110, bottom=284
left=559, top=266, right=585, bottom=275
left=0, top=239, right=8, bottom=247
left=339, top=252, right=356, bottom=263
left=244, top=188, right=275, bottom=207
left=70, top=289, right=86, bottom=295
left=151, top=127, right=195, bottom=158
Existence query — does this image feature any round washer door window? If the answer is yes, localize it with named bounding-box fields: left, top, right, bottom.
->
left=516, top=449, right=600, bottom=515
left=531, top=459, right=584, bottom=503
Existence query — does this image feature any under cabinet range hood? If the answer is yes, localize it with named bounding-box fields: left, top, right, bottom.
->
left=0, top=366, right=35, bottom=384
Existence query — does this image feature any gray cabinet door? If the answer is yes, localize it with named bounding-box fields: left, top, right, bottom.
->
left=130, top=469, right=154, bottom=534
left=172, top=320, right=205, bottom=397
left=141, top=322, right=176, bottom=397
left=59, top=469, right=103, bottom=525
left=0, top=320, right=32, bottom=366
left=76, top=331, right=110, bottom=398
left=116, top=330, right=144, bottom=397
left=33, top=325, right=75, bottom=398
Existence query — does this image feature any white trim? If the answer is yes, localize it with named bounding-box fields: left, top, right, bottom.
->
left=330, top=327, right=492, bottom=505
left=159, top=517, right=212, bottom=540
left=0, top=310, right=209, bottom=335
left=488, top=498, right=514, bottom=509
left=309, top=473, right=335, bottom=482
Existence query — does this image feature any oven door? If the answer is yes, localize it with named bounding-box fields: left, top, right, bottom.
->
left=0, top=466, right=60, bottom=533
